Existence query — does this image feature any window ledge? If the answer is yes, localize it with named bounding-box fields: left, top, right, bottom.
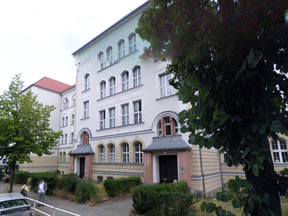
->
left=81, top=117, right=90, bottom=120
left=156, top=94, right=176, bottom=101
left=82, top=88, right=91, bottom=93
left=97, top=84, right=143, bottom=101
left=96, top=121, right=144, bottom=131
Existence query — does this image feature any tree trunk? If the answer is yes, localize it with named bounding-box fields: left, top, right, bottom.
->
left=9, top=163, right=15, bottom=193
left=244, top=137, right=281, bottom=216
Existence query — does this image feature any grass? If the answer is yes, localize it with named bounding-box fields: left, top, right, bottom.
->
left=192, top=197, right=288, bottom=216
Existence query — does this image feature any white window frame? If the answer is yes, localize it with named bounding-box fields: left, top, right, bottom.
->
left=63, top=98, right=69, bottom=109
left=84, top=74, right=90, bottom=90
left=110, top=77, right=115, bottom=95
left=71, top=132, right=74, bottom=142
left=100, top=81, right=106, bottom=99
left=135, top=143, right=143, bottom=163
left=109, top=145, right=115, bottom=163
left=60, top=152, right=62, bottom=162
left=84, top=101, right=89, bottom=118
left=122, top=104, right=129, bottom=126
left=65, top=134, right=67, bottom=144
left=63, top=152, right=66, bottom=162
left=134, top=101, right=142, bottom=124
left=99, top=146, right=105, bottom=163
left=100, top=110, right=105, bottom=130
left=107, top=47, right=113, bottom=64
left=122, top=72, right=129, bottom=91
left=71, top=114, right=74, bottom=125
left=98, top=52, right=105, bottom=69
left=62, top=117, right=65, bottom=127
left=129, top=33, right=136, bottom=53
left=133, top=67, right=141, bottom=87
left=118, top=40, right=125, bottom=59
left=65, top=116, right=68, bottom=126
left=122, top=144, right=129, bottom=163
left=109, top=108, right=115, bottom=128
left=272, top=139, right=288, bottom=163
left=61, top=135, right=64, bottom=144
left=72, top=95, right=75, bottom=106
left=160, top=74, right=172, bottom=97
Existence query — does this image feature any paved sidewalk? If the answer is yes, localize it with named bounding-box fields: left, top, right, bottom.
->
left=0, top=182, right=134, bottom=216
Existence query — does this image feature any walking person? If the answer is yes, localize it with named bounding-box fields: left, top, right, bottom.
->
left=38, top=178, right=47, bottom=206
left=21, top=181, right=30, bottom=197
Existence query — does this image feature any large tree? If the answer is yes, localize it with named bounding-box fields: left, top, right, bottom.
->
left=137, top=0, right=288, bottom=215
left=0, top=74, right=62, bottom=192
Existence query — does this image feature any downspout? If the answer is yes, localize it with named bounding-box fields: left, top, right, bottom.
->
left=199, top=147, right=206, bottom=198
left=57, top=107, right=61, bottom=172
left=218, top=150, right=224, bottom=191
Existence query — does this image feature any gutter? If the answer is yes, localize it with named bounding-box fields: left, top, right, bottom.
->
left=199, top=147, right=206, bottom=198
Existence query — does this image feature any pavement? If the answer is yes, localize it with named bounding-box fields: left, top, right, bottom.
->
left=0, top=182, right=134, bottom=216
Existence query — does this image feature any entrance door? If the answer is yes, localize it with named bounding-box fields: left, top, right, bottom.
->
left=159, top=155, right=178, bottom=183
left=79, top=157, right=85, bottom=178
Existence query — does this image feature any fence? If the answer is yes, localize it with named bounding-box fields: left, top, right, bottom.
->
left=25, top=197, right=81, bottom=216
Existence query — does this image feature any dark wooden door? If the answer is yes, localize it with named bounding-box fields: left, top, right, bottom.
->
left=159, top=155, right=178, bottom=183
left=79, top=157, right=85, bottom=178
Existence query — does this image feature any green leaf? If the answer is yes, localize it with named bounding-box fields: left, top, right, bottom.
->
left=216, top=192, right=222, bottom=201
left=270, top=120, right=282, bottom=132
left=216, top=74, right=223, bottom=82
left=262, top=193, right=270, bottom=205
left=180, top=126, right=187, bottom=133
left=206, top=202, right=215, bottom=213
left=189, top=136, right=196, bottom=144
left=247, top=49, right=255, bottom=64
left=232, top=198, right=241, bottom=208
left=215, top=207, right=226, bottom=216
left=200, top=201, right=207, bottom=212
left=252, top=164, right=259, bottom=177
left=258, top=124, right=268, bottom=134
left=243, top=147, right=250, bottom=157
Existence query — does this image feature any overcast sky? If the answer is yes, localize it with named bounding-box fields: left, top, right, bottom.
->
left=0, top=0, right=148, bottom=94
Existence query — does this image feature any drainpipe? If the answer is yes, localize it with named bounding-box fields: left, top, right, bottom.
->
left=199, top=147, right=206, bottom=198
left=218, top=150, right=224, bottom=191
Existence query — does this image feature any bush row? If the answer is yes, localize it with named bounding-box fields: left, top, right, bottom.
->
left=104, top=176, right=142, bottom=197
left=132, top=181, right=199, bottom=215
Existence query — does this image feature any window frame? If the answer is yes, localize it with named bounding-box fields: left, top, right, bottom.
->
left=133, top=67, right=141, bottom=87
left=135, top=143, right=143, bottom=163
left=129, top=33, right=136, bottom=53
left=160, top=74, right=172, bottom=98
left=84, top=101, right=89, bottom=118
left=134, top=101, right=142, bottom=124
left=106, top=47, right=113, bottom=64
left=65, top=133, right=67, bottom=144
left=100, top=110, right=106, bottom=130
left=109, top=108, right=115, bottom=128
left=122, top=104, right=129, bottom=126
left=110, top=77, right=116, bottom=95
left=122, top=71, right=129, bottom=91
left=118, top=40, right=125, bottom=59
left=122, top=144, right=129, bottom=163
left=98, top=52, right=105, bottom=69
left=272, top=139, right=288, bottom=163
left=100, top=81, right=106, bottom=99
left=109, top=145, right=115, bottom=163
left=84, top=74, right=90, bottom=90
left=99, top=145, right=105, bottom=163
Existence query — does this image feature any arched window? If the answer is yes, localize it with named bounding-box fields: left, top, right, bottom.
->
left=272, top=139, right=288, bottom=163
left=71, top=114, right=75, bottom=125
left=99, top=145, right=105, bottom=163
left=135, top=143, right=143, bottom=163
left=122, top=71, right=129, bottom=91
left=63, top=152, right=66, bottom=162
left=63, top=98, right=69, bottom=109
left=109, top=77, right=116, bottom=95
left=59, top=152, right=62, bottom=162
left=97, top=176, right=103, bottom=183
left=118, top=40, right=125, bottom=59
left=84, top=74, right=90, bottom=90
left=158, top=116, right=178, bottom=136
left=133, top=67, right=141, bottom=87
left=122, top=144, right=129, bottom=163
left=98, top=52, right=105, bottom=69
left=72, top=95, right=75, bottom=106
left=81, top=131, right=89, bottom=144
left=100, top=81, right=106, bottom=99
left=106, top=46, right=113, bottom=65
left=128, top=33, right=136, bottom=53
left=109, top=145, right=115, bottom=163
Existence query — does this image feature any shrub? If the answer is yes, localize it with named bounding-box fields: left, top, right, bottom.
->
left=30, top=171, right=60, bottom=195
left=132, top=181, right=198, bottom=215
left=104, top=176, right=142, bottom=197
left=75, top=179, right=98, bottom=203
left=59, top=173, right=78, bottom=193
left=14, top=170, right=31, bottom=184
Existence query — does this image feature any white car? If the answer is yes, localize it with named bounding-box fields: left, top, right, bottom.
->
left=0, top=193, right=32, bottom=216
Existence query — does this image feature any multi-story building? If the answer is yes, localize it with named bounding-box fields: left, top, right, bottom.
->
left=20, top=1, right=288, bottom=197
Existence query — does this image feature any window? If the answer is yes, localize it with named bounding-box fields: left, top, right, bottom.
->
left=98, top=52, right=105, bottom=69
left=135, top=143, right=143, bottom=163
left=109, top=145, right=115, bottom=163
left=110, top=77, right=116, bottom=95
left=122, top=104, right=129, bottom=126
left=118, top=40, right=125, bottom=59
left=84, top=74, right=90, bottom=90
left=65, top=134, right=67, bottom=144
left=72, top=95, right=75, bottom=106
left=107, top=47, right=113, bottom=65
left=134, top=101, right=142, bottom=124
left=122, top=71, right=129, bottom=91
left=65, top=116, right=68, bottom=126
left=109, top=108, right=115, bottom=128
left=100, top=81, right=106, bottom=99
left=99, top=145, right=105, bottom=163
left=71, top=114, right=75, bottom=125
left=63, top=152, right=66, bottom=162
left=129, top=33, right=136, bottom=53
left=63, top=98, right=69, bottom=109
left=272, top=139, right=288, bottom=163
left=82, top=131, right=89, bottom=144
left=160, top=74, right=172, bottom=97
left=84, top=101, right=89, bottom=118
left=158, top=116, right=178, bottom=136
left=71, top=132, right=74, bottom=141
left=59, top=152, right=62, bottom=162
left=133, top=67, right=141, bottom=87
left=61, top=135, right=64, bottom=144
left=62, top=117, right=65, bottom=127
left=100, top=110, right=105, bottom=130
left=97, top=176, right=103, bottom=183
left=122, top=144, right=129, bottom=163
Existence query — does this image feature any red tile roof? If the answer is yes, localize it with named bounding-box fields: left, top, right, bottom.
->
left=33, top=77, right=74, bottom=93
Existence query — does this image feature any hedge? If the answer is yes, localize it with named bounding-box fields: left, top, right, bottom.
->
left=75, top=178, right=98, bottom=203
left=104, top=176, right=142, bottom=197
left=59, top=173, right=78, bottom=193
left=14, top=170, right=31, bottom=184
left=132, top=181, right=199, bottom=215
left=30, top=171, right=60, bottom=195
